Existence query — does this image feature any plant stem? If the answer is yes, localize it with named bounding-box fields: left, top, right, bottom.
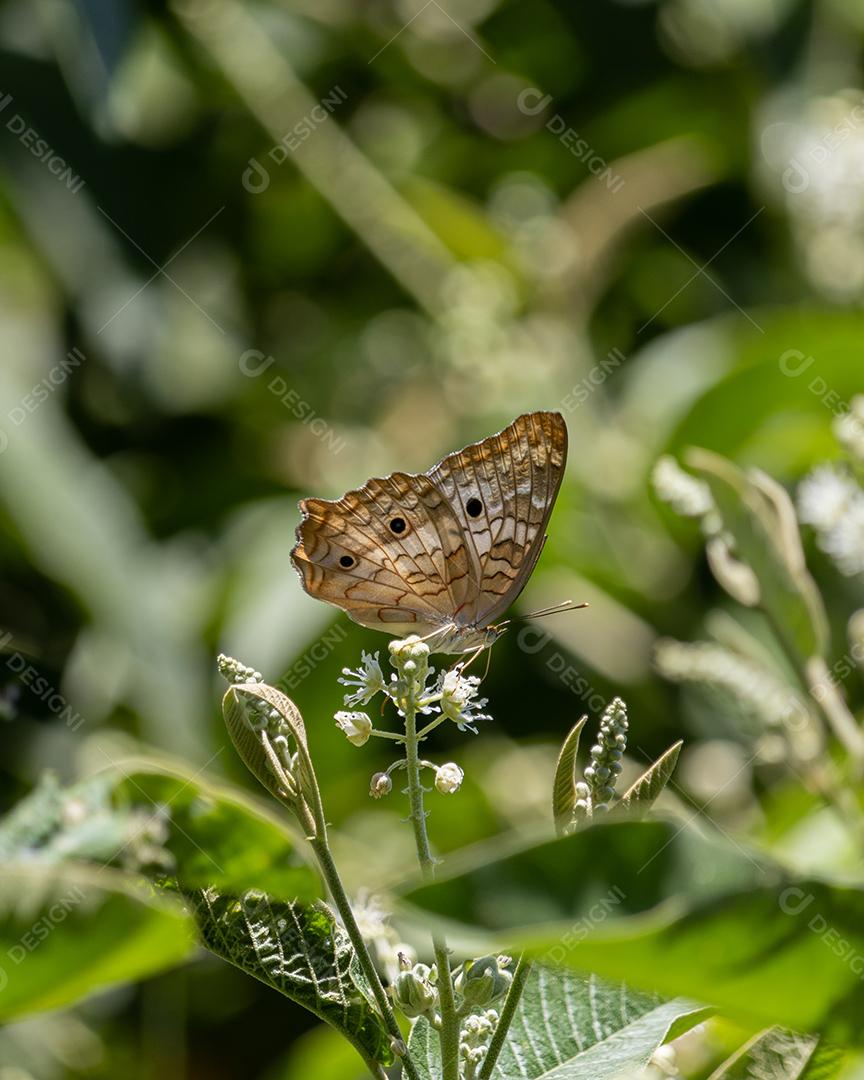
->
left=310, top=836, right=421, bottom=1080
left=403, top=696, right=461, bottom=1080
left=477, top=956, right=533, bottom=1080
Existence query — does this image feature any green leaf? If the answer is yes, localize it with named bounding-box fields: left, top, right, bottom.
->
left=408, top=968, right=705, bottom=1080
left=685, top=449, right=829, bottom=665
left=187, top=887, right=394, bottom=1073
left=552, top=716, right=587, bottom=836
left=402, top=818, right=864, bottom=1046
left=112, top=762, right=322, bottom=902
left=618, top=741, right=682, bottom=816
left=708, top=1028, right=848, bottom=1080
left=0, top=864, right=194, bottom=1022
left=0, top=762, right=322, bottom=903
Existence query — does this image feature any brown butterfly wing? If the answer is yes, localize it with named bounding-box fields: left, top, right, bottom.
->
left=427, top=411, right=567, bottom=626
left=291, top=470, right=477, bottom=635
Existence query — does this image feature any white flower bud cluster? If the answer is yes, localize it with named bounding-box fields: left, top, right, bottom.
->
left=580, top=697, right=628, bottom=814
left=797, top=464, right=864, bottom=578
left=217, top=654, right=263, bottom=684
left=458, top=1008, right=500, bottom=1072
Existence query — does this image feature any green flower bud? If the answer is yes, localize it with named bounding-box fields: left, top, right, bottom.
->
left=393, top=964, right=437, bottom=1018
left=454, top=955, right=513, bottom=1006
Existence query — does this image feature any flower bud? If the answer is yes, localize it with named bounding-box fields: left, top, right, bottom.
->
left=454, top=955, right=512, bottom=1005
left=435, top=762, right=464, bottom=794
left=392, top=964, right=437, bottom=1018
left=370, top=771, right=392, bottom=799
left=334, top=710, right=372, bottom=747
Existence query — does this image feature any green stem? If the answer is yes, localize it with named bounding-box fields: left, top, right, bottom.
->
left=477, top=956, right=533, bottom=1080
left=310, top=836, right=421, bottom=1080
left=404, top=696, right=461, bottom=1080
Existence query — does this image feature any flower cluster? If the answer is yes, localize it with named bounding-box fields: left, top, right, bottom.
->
left=576, top=697, right=628, bottom=815
left=333, top=636, right=492, bottom=800
left=217, top=654, right=263, bottom=685
left=797, top=464, right=864, bottom=578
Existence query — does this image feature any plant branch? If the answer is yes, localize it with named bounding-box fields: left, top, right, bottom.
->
left=310, top=836, right=420, bottom=1080
left=403, top=690, right=460, bottom=1080
left=477, top=956, right=533, bottom=1080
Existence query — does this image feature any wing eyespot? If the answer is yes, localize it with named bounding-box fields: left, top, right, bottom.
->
left=339, top=555, right=356, bottom=568
left=466, top=497, right=483, bottom=518
left=389, top=516, right=408, bottom=534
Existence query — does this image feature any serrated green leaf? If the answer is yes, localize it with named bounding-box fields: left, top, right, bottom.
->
left=552, top=716, right=587, bottom=836
left=708, top=1028, right=849, bottom=1080
left=187, top=887, right=394, bottom=1073
left=685, top=449, right=829, bottom=665
left=408, top=968, right=704, bottom=1080
left=0, top=864, right=194, bottom=1022
left=402, top=818, right=864, bottom=1047
left=619, top=742, right=682, bottom=816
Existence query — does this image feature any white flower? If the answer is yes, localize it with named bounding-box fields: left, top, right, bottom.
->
left=834, top=397, right=864, bottom=463
left=822, top=498, right=864, bottom=576
left=438, top=668, right=491, bottom=732
left=435, top=762, right=464, bottom=794
left=334, top=710, right=372, bottom=747
left=651, top=456, right=714, bottom=518
left=339, top=651, right=386, bottom=706
left=797, top=465, right=860, bottom=530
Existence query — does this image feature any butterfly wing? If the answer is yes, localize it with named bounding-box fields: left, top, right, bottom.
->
left=427, top=411, right=567, bottom=626
left=291, top=470, right=478, bottom=636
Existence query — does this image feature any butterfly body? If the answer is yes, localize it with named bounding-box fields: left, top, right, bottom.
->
left=291, top=411, right=567, bottom=654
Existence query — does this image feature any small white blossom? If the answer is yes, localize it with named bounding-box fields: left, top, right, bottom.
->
left=822, top=498, right=864, bottom=576
left=339, top=651, right=386, bottom=706
left=651, top=456, right=714, bottom=518
left=334, top=710, right=373, bottom=747
left=438, top=668, right=492, bottom=732
left=835, top=397, right=864, bottom=463
left=435, top=762, right=464, bottom=794
left=797, top=465, right=860, bottom=531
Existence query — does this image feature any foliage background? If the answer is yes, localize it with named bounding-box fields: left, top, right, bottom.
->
left=1, top=0, right=863, bottom=1075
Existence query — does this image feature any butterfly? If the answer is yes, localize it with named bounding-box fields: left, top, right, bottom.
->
left=290, top=411, right=572, bottom=654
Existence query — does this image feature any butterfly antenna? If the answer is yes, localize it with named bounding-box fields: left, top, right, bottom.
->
left=500, top=600, right=588, bottom=627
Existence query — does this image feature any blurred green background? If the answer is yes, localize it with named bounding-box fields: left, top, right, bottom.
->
left=1, top=0, right=864, bottom=1075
